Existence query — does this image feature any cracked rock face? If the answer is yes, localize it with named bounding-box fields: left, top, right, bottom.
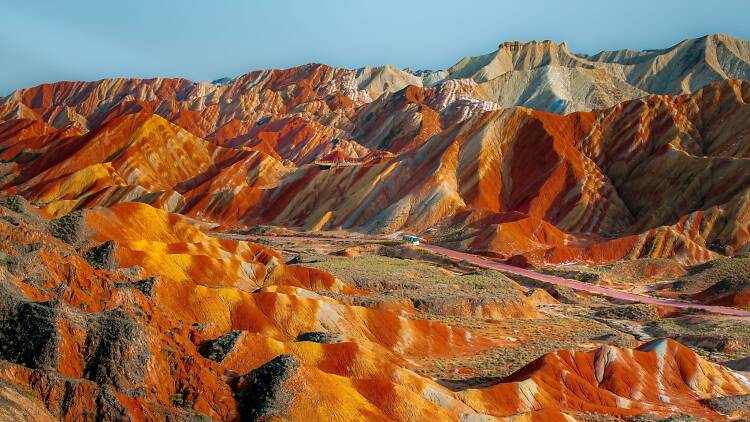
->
left=83, top=309, right=151, bottom=394
left=0, top=299, right=62, bottom=371
left=83, top=240, right=118, bottom=271
left=233, top=355, right=302, bottom=421
left=48, top=211, right=86, bottom=245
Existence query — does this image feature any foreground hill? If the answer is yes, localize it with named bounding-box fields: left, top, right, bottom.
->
left=0, top=197, right=747, bottom=421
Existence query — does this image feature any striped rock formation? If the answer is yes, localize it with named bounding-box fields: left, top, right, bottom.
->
left=2, top=72, right=750, bottom=267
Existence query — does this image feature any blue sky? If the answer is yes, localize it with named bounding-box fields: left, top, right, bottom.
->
left=2, top=0, right=749, bottom=94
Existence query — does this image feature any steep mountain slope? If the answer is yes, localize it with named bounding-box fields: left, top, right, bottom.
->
left=446, top=34, right=750, bottom=112
left=2, top=75, right=750, bottom=267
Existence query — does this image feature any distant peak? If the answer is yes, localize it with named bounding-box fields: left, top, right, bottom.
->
left=211, top=77, right=233, bottom=85
left=498, top=39, right=569, bottom=51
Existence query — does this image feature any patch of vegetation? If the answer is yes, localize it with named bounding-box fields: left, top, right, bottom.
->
left=308, top=254, right=531, bottom=320
left=672, top=255, right=750, bottom=294
left=170, top=392, right=193, bottom=408
left=594, top=304, right=659, bottom=321
left=305, top=254, right=517, bottom=296
left=646, top=316, right=750, bottom=359
left=699, top=275, right=750, bottom=297
left=0, top=195, right=24, bottom=214
left=501, top=271, right=586, bottom=304
left=540, top=267, right=601, bottom=284
left=702, top=394, right=750, bottom=416
left=630, top=415, right=702, bottom=422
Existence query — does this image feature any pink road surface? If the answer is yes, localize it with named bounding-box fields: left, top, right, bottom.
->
left=423, top=244, right=750, bottom=318
left=247, top=235, right=750, bottom=318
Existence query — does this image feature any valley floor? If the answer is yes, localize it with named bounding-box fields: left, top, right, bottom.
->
left=221, top=231, right=750, bottom=382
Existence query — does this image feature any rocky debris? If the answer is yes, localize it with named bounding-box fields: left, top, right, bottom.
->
left=94, top=385, right=136, bottom=421
left=594, top=318, right=653, bottom=342
left=663, top=335, right=743, bottom=354
left=83, top=240, right=117, bottom=270
left=296, top=331, right=343, bottom=344
left=83, top=309, right=151, bottom=394
left=594, top=304, right=660, bottom=321
left=201, top=331, right=243, bottom=363
left=591, top=333, right=620, bottom=342
left=233, top=354, right=302, bottom=421
left=115, top=276, right=158, bottom=297
left=724, top=357, right=750, bottom=372
left=0, top=277, right=154, bottom=396
left=48, top=210, right=85, bottom=245
left=285, top=255, right=302, bottom=265
left=701, top=394, right=750, bottom=419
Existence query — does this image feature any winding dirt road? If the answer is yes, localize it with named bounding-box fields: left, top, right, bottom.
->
left=248, top=235, right=750, bottom=318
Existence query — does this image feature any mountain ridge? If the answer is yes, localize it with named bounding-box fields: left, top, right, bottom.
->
left=4, top=34, right=750, bottom=116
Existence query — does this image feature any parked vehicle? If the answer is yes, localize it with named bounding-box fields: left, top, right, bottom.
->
left=402, top=235, right=420, bottom=245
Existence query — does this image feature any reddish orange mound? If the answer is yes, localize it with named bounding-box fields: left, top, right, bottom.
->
left=0, top=118, right=56, bottom=142
left=82, top=203, right=495, bottom=354
left=460, top=338, right=750, bottom=419
left=695, top=277, right=750, bottom=308
left=83, top=202, right=355, bottom=292
left=266, top=263, right=364, bottom=294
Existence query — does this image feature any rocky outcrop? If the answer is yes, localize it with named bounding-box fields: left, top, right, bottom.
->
left=233, top=354, right=302, bottom=421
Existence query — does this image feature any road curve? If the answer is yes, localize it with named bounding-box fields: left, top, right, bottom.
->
left=423, top=244, right=750, bottom=318
left=247, top=235, right=750, bottom=318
